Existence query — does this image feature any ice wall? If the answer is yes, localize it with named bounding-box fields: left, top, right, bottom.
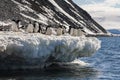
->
left=0, top=32, right=101, bottom=69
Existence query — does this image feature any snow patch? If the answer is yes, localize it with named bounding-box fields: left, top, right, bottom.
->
left=37, top=13, right=48, bottom=22
left=12, top=0, right=34, bottom=12
left=48, top=0, right=79, bottom=23
left=84, top=27, right=94, bottom=34
left=71, top=59, right=89, bottom=66
left=65, top=0, right=83, bottom=19
left=20, top=13, right=47, bottom=25
left=22, top=0, right=31, bottom=5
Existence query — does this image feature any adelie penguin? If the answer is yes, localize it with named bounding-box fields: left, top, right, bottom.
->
left=69, top=26, right=85, bottom=36
left=10, top=19, right=19, bottom=32
left=45, top=25, right=56, bottom=35
left=68, top=26, right=75, bottom=36
left=56, top=25, right=65, bottom=36
left=33, top=21, right=39, bottom=33
left=45, top=27, right=53, bottom=35
left=56, top=27, right=63, bottom=36
left=26, top=21, right=34, bottom=33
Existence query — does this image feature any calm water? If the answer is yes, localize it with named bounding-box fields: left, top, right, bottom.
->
left=0, top=37, right=120, bottom=80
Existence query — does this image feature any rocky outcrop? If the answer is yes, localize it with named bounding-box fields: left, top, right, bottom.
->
left=0, top=0, right=108, bottom=34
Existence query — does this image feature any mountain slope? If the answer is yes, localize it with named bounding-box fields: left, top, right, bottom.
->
left=0, top=0, right=107, bottom=34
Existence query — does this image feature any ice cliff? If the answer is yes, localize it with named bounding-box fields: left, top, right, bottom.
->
left=0, top=32, right=100, bottom=69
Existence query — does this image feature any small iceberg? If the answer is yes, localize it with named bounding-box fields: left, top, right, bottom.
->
left=0, top=32, right=101, bottom=69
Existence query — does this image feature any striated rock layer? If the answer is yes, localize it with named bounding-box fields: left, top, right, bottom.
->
left=0, top=0, right=107, bottom=34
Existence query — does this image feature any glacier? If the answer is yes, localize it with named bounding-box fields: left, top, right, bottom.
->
left=0, top=32, right=101, bottom=69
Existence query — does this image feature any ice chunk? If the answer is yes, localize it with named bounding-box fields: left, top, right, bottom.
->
left=0, top=32, right=101, bottom=68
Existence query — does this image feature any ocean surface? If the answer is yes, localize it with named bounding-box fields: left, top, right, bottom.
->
left=0, top=37, right=120, bottom=80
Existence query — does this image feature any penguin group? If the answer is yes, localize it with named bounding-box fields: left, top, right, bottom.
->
left=0, top=19, right=86, bottom=36
left=68, top=26, right=86, bottom=36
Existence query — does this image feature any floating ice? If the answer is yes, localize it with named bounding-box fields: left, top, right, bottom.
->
left=0, top=32, right=101, bottom=69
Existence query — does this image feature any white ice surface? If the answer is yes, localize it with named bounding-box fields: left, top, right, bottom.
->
left=0, top=32, right=101, bottom=64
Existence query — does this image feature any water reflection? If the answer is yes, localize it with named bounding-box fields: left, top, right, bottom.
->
left=0, top=63, right=100, bottom=80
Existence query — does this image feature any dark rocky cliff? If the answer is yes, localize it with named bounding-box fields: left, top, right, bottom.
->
left=0, top=0, right=108, bottom=34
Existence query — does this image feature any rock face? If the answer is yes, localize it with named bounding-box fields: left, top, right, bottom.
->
left=0, top=0, right=107, bottom=34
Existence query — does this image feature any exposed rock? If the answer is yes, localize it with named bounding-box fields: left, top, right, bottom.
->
left=0, top=0, right=108, bottom=34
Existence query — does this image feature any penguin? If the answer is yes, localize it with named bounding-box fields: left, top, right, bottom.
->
left=40, top=24, right=47, bottom=34
left=26, top=21, right=34, bottom=33
left=62, top=25, right=66, bottom=34
left=77, top=29, right=83, bottom=36
left=33, top=21, right=39, bottom=33
left=16, top=20, right=22, bottom=28
left=56, top=27, right=63, bottom=36
left=38, top=24, right=42, bottom=33
left=10, top=20, right=19, bottom=32
left=45, top=27, right=52, bottom=35
left=69, top=27, right=74, bottom=36
left=72, top=28, right=78, bottom=36
left=77, top=26, right=86, bottom=36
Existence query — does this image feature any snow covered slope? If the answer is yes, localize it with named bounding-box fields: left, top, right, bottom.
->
left=0, top=32, right=100, bottom=69
left=0, top=0, right=107, bottom=34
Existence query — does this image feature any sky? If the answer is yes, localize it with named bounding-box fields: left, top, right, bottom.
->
left=73, top=0, right=120, bottom=30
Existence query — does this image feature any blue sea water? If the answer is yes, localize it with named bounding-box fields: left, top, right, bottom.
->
left=0, top=37, right=120, bottom=80
left=80, top=37, right=120, bottom=80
